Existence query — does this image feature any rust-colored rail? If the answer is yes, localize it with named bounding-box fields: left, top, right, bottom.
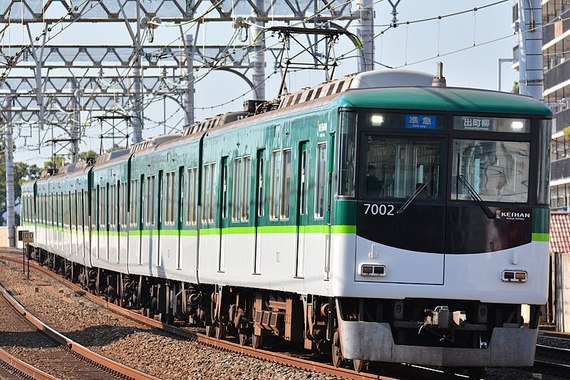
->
left=0, top=276, right=159, bottom=380
left=0, top=348, right=58, bottom=380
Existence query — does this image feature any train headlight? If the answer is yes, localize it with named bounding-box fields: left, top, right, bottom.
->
left=370, top=114, right=384, bottom=126
left=501, top=270, right=527, bottom=283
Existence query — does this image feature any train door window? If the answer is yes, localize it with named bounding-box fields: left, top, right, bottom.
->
left=165, top=171, right=175, bottom=225
left=120, top=183, right=127, bottom=228
left=186, top=168, right=197, bottom=224
left=146, top=176, right=155, bottom=225
left=299, top=147, right=308, bottom=216
left=339, top=111, right=357, bottom=197
left=73, top=191, right=78, bottom=231
left=62, top=193, right=67, bottom=228
left=178, top=166, right=184, bottom=228
left=55, top=193, right=59, bottom=227
left=270, top=151, right=282, bottom=219
left=208, top=163, right=216, bottom=222
left=202, top=165, right=210, bottom=222
left=221, top=159, right=229, bottom=220
left=257, top=150, right=265, bottom=217
left=451, top=139, right=530, bottom=203
left=129, top=179, right=138, bottom=226
left=202, top=164, right=216, bottom=222
left=315, top=142, right=327, bottom=218
left=281, top=149, right=292, bottom=219
left=79, top=190, right=84, bottom=231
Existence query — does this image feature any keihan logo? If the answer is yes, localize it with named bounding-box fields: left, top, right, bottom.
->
left=495, top=209, right=531, bottom=220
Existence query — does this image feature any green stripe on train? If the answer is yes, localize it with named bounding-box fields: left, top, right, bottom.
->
left=531, top=233, right=549, bottom=242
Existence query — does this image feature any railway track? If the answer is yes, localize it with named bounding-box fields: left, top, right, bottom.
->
left=535, top=339, right=570, bottom=378
left=0, top=276, right=158, bottom=380
left=0, top=249, right=469, bottom=379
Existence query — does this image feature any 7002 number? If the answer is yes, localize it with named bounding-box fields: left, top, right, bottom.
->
left=363, top=203, right=395, bottom=216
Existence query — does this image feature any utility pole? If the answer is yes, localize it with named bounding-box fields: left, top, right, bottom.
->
left=70, top=78, right=80, bottom=163
left=252, top=0, right=266, bottom=100
left=3, top=96, right=15, bottom=248
left=184, top=34, right=195, bottom=126
left=517, top=0, right=543, bottom=100
left=357, top=0, right=375, bottom=72
left=131, top=0, right=144, bottom=144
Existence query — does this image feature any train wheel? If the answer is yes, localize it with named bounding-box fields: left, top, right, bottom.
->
left=352, top=359, right=367, bottom=373
left=331, top=332, right=344, bottom=368
left=252, top=334, right=263, bottom=349
left=215, top=324, right=226, bottom=339
left=239, top=333, right=249, bottom=346
left=205, top=325, right=215, bottom=337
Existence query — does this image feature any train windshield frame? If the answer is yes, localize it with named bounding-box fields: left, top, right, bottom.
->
left=340, top=109, right=540, bottom=205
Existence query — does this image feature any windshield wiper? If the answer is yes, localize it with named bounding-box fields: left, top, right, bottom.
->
left=457, top=175, right=495, bottom=219
left=397, top=174, right=434, bottom=215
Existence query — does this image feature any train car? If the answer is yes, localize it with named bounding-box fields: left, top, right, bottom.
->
left=22, top=69, right=552, bottom=375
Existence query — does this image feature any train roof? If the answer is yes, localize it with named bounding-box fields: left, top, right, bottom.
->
left=338, top=86, right=552, bottom=116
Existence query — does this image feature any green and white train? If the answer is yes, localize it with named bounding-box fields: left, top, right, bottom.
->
left=21, top=69, right=552, bottom=373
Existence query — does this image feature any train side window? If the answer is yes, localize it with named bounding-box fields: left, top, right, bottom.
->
left=315, top=142, right=327, bottom=218
left=339, top=111, right=357, bottom=197
left=270, top=151, right=282, bottom=219
left=537, top=119, right=552, bottom=204
left=110, top=184, right=116, bottom=228
left=233, top=156, right=251, bottom=222
left=281, top=149, right=292, bottom=219
left=233, top=157, right=243, bottom=221
left=243, top=156, right=251, bottom=221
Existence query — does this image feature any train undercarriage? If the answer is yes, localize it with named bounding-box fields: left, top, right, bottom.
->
left=30, top=246, right=539, bottom=378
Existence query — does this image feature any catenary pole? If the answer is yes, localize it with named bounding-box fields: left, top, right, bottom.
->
left=517, top=0, right=544, bottom=100
left=3, top=96, right=15, bottom=248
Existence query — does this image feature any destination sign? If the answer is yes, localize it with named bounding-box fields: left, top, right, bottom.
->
left=405, top=115, right=437, bottom=129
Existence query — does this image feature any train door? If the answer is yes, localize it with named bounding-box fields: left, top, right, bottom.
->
left=253, top=149, right=264, bottom=274
left=357, top=134, right=446, bottom=285
left=218, top=157, right=229, bottom=273
left=295, top=142, right=309, bottom=278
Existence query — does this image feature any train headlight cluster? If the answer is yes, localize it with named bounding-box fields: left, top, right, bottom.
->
left=359, top=264, right=386, bottom=277
left=501, top=270, right=527, bottom=283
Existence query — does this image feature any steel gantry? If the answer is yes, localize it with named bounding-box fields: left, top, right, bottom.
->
left=0, top=0, right=382, bottom=247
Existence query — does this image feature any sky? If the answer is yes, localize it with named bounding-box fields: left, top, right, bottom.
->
left=5, top=0, right=522, bottom=165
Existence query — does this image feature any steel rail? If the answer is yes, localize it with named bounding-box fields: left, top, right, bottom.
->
left=0, top=278, right=159, bottom=380
left=0, top=348, right=58, bottom=380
